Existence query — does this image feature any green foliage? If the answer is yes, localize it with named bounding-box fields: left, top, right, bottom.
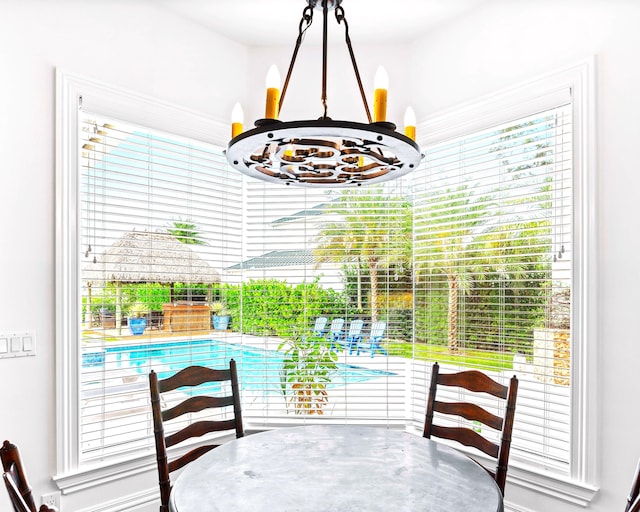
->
left=128, top=302, right=148, bottom=318
left=209, top=301, right=231, bottom=316
left=167, top=217, right=206, bottom=245
left=278, top=330, right=338, bottom=415
left=222, top=279, right=349, bottom=337
left=128, top=283, right=170, bottom=311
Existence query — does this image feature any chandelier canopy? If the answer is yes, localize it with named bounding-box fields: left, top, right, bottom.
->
left=225, top=0, right=423, bottom=187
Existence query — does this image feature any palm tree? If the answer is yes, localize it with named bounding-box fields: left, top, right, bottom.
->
left=167, top=218, right=205, bottom=245
left=414, top=186, right=490, bottom=353
left=314, top=189, right=411, bottom=322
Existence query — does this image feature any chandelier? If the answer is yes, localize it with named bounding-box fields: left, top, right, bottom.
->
left=225, top=0, right=423, bottom=187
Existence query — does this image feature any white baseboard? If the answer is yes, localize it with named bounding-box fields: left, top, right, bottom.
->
left=73, top=488, right=157, bottom=512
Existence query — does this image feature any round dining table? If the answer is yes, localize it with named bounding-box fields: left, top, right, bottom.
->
left=169, top=424, right=504, bottom=512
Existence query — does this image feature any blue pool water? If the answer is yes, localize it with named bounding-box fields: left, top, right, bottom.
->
left=85, top=339, right=395, bottom=395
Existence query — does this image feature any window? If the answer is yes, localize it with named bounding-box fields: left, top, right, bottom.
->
left=77, top=114, right=242, bottom=462
left=413, top=104, right=573, bottom=469
left=57, top=61, right=596, bottom=504
left=408, top=60, right=597, bottom=503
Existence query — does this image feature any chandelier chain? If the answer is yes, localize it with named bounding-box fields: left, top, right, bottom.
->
left=321, top=0, right=329, bottom=118
left=279, top=4, right=314, bottom=115
left=335, top=5, right=372, bottom=123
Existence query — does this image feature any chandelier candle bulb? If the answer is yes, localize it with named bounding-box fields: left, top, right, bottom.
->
left=373, top=66, right=388, bottom=123
left=404, top=106, right=416, bottom=140
left=265, top=64, right=281, bottom=119
left=231, top=103, right=244, bottom=138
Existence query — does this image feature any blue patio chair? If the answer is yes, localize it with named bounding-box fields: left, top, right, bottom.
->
left=328, top=318, right=345, bottom=351
left=313, top=316, right=328, bottom=336
left=346, top=319, right=364, bottom=355
left=358, top=321, right=387, bottom=358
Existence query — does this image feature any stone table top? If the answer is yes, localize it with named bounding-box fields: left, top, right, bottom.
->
left=169, top=424, right=504, bottom=512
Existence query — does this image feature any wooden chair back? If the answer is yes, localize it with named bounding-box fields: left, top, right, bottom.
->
left=423, top=362, right=518, bottom=495
left=1, top=440, right=55, bottom=512
left=149, top=360, right=244, bottom=512
left=626, top=459, right=640, bottom=512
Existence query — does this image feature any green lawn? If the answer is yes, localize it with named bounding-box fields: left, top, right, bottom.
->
left=386, top=342, right=515, bottom=371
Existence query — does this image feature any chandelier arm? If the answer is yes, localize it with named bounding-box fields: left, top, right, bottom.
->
left=279, top=5, right=314, bottom=115
left=335, top=5, right=372, bottom=123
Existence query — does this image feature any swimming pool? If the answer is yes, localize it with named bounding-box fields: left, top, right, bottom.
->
left=85, top=338, right=395, bottom=395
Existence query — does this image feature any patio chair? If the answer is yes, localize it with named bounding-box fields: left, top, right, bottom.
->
left=98, top=307, right=115, bottom=329
left=346, top=319, right=364, bottom=355
left=423, top=362, right=518, bottom=495
left=145, top=310, right=164, bottom=330
left=357, top=321, right=387, bottom=358
left=149, top=360, right=244, bottom=512
left=328, top=318, right=345, bottom=351
left=626, top=459, right=640, bottom=512
left=1, top=440, right=56, bottom=512
left=313, top=316, right=328, bottom=336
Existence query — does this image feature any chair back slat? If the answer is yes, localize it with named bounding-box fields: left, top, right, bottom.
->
left=162, top=395, right=235, bottom=422
left=167, top=445, right=217, bottom=474
left=423, top=362, right=518, bottom=496
left=430, top=425, right=500, bottom=458
left=433, top=401, right=503, bottom=431
left=165, top=419, right=240, bottom=448
left=437, top=370, right=509, bottom=399
left=149, top=359, right=244, bottom=512
left=158, top=365, right=232, bottom=393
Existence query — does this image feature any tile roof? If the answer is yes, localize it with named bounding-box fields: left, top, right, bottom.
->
left=227, top=250, right=315, bottom=270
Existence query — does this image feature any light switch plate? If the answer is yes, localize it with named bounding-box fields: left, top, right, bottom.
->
left=0, top=331, right=36, bottom=359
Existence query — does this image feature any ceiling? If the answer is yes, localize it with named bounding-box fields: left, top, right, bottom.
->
left=155, top=0, right=490, bottom=46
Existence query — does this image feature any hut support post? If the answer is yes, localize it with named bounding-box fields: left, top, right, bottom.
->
left=85, top=283, right=93, bottom=327
left=116, top=282, right=123, bottom=335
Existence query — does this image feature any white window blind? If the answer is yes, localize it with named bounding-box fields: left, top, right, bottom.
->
left=240, top=182, right=413, bottom=426
left=76, top=101, right=574, bottom=478
left=411, top=104, right=573, bottom=473
left=79, top=113, right=242, bottom=462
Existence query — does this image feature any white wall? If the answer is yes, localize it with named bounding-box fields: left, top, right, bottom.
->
left=0, top=1, right=247, bottom=510
left=1, top=0, right=638, bottom=510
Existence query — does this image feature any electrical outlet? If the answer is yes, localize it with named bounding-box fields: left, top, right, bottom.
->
left=41, top=491, right=61, bottom=510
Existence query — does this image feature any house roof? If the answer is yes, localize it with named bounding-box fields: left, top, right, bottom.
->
left=83, top=230, right=221, bottom=284
left=272, top=202, right=330, bottom=225
left=227, top=250, right=316, bottom=270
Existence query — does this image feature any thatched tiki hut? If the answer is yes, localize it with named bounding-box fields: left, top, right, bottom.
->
left=83, top=230, right=221, bottom=333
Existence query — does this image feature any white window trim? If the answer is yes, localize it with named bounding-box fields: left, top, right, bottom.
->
left=56, top=59, right=598, bottom=505
left=416, top=57, right=598, bottom=505
left=55, top=69, right=230, bottom=491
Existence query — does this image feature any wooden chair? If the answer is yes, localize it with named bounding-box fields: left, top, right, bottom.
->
left=149, top=360, right=244, bottom=512
left=626, top=459, right=640, bottom=512
left=1, top=440, right=56, bottom=512
left=423, top=362, right=518, bottom=495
